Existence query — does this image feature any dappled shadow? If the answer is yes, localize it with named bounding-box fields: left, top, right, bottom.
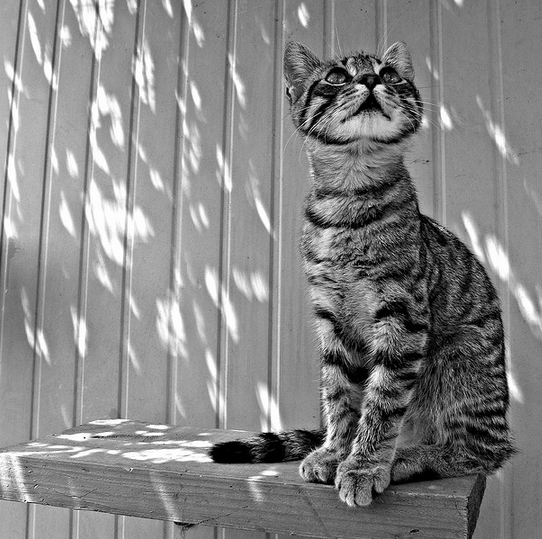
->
left=5, top=419, right=214, bottom=464
left=0, top=419, right=289, bottom=522
left=462, top=213, right=542, bottom=350
left=459, top=212, right=542, bottom=406
left=0, top=0, right=285, bottom=434
left=0, top=4, right=536, bottom=513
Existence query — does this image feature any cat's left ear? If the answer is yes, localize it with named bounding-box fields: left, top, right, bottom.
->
left=381, top=42, right=414, bottom=81
left=284, top=42, right=323, bottom=103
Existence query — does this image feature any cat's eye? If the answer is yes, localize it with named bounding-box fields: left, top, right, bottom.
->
left=325, top=68, right=349, bottom=85
left=380, top=67, right=402, bottom=84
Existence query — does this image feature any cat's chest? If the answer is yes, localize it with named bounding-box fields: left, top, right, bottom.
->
left=303, top=226, right=381, bottom=341
left=302, top=225, right=378, bottom=310
left=302, top=225, right=370, bottom=271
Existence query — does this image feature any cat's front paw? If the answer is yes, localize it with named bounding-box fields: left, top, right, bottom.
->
left=335, top=458, right=391, bottom=507
left=299, top=448, right=342, bottom=484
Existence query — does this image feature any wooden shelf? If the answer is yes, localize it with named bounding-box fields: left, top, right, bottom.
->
left=0, top=419, right=485, bottom=539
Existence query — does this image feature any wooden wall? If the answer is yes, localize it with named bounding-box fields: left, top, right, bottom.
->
left=0, top=1, right=540, bottom=538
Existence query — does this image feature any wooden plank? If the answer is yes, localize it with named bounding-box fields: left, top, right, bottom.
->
left=0, top=419, right=486, bottom=539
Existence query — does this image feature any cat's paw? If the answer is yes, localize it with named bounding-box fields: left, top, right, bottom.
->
left=335, top=458, right=391, bottom=507
left=299, top=448, right=341, bottom=484
left=390, top=447, right=423, bottom=483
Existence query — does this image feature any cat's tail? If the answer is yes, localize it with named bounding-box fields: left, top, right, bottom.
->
left=209, top=428, right=325, bottom=463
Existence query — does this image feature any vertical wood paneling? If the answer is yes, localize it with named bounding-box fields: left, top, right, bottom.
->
left=171, top=3, right=229, bottom=539
left=70, top=5, right=117, bottom=538
left=31, top=1, right=80, bottom=537
left=82, top=0, right=136, bottom=423
left=276, top=0, right=324, bottom=434
left=0, top=0, right=32, bottom=536
left=499, top=2, right=542, bottom=539
left=122, top=0, right=174, bottom=423
left=221, top=5, right=275, bottom=539
left=80, top=2, right=139, bottom=538
left=2, top=1, right=64, bottom=538
left=166, top=1, right=228, bottom=435
left=1, top=2, right=541, bottom=539
left=121, top=0, right=173, bottom=532
left=224, top=0, right=276, bottom=431
left=474, top=4, right=512, bottom=538
left=441, top=2, right=499, bottom=234
left=385, top=0, right=434, bottom=216
left=428, top=0, right=445, bottom=224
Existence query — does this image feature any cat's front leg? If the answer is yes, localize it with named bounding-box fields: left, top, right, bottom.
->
left=300, top=350, right=364, bottom=484
left=334, top=457, right=391, bottom=506
left=335, top=360, right=421, bottom=506
left=299, top=447, right=343, bottom=484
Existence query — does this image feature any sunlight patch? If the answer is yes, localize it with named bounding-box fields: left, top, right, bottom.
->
left=122, top=447, right=212, bottom=464
left=228, top=53, right=247, bottom=109
left=205, top=266, right=240, bottom=342
left=183, top=0, right=205, bottom=46
left=89, top=419, right=131, bottom=425
left=69, top=0, right=114, bottom=60
left=507, top=370, right=523, bottom=404
left=60, top=25, right=72, bottom=47
left=162, top=0, right=173, bottom=17
left=216, top=144, right=232, bottom=192
left=425, top=56, right=440, bottom=81
left=66, top=150, right=79, bottom=178
left=297, top=3, right=310, bottom=28
left=439, top=105, right=453, bottom=131
left=134, top=37, right=156, bottom=113
left=256, top=382, right=282, bottom=432
left=58, top=432, right=91, bottom=442
left=71, top=307, right=88, bottom=358
left=59, top=192, right=77, bottom=238
left=156, top=292, right=187, bottom=360
left=476, top=96, right=519, bottom=165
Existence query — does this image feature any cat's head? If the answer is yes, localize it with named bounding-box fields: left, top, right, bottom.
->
left=283, top=42, right=423, bottom=149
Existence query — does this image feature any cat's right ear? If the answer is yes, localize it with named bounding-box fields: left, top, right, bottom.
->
left=283, top=42, right=322, bottom=103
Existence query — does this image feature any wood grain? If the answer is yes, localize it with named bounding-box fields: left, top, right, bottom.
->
left=0, top=419, right=485, bottom=539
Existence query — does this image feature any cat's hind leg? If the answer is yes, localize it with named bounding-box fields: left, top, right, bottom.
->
left=390, top=445, right=484, bottom=483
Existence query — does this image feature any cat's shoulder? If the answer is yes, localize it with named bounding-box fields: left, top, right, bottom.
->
left=420, top=214, right=460, bottom=246
left=419, top=213, right=477, bottom=259
left=419, top=213, right=486, bottom=269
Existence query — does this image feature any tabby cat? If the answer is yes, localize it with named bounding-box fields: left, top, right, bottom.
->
left=210, top=41, right=514, bottom=506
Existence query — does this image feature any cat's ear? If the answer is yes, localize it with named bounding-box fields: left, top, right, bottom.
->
left=382, top=42, right=414, bottom=81
left=283, top=42, right=322, bottom=103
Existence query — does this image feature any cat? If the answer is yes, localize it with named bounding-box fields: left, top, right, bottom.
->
left=210, top=41, right=515, bottom=507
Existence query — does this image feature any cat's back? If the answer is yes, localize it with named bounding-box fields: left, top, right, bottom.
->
left=419, top=214, right=503, bottom=337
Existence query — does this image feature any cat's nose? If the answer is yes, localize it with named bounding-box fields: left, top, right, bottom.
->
left=360, top=74, right=380, bottom=91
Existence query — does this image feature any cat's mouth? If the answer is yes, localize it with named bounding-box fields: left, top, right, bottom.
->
left=352, top=95, right=391, bottom=120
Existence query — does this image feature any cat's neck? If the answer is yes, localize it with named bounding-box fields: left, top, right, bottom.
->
left=305, top=140, right=412, bottom=193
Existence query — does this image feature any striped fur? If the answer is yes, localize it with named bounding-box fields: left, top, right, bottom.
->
left=210, top=42, right=514, bottom=506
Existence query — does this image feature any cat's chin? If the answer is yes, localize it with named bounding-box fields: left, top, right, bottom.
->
left=334, top=118, right=409, bottom=147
